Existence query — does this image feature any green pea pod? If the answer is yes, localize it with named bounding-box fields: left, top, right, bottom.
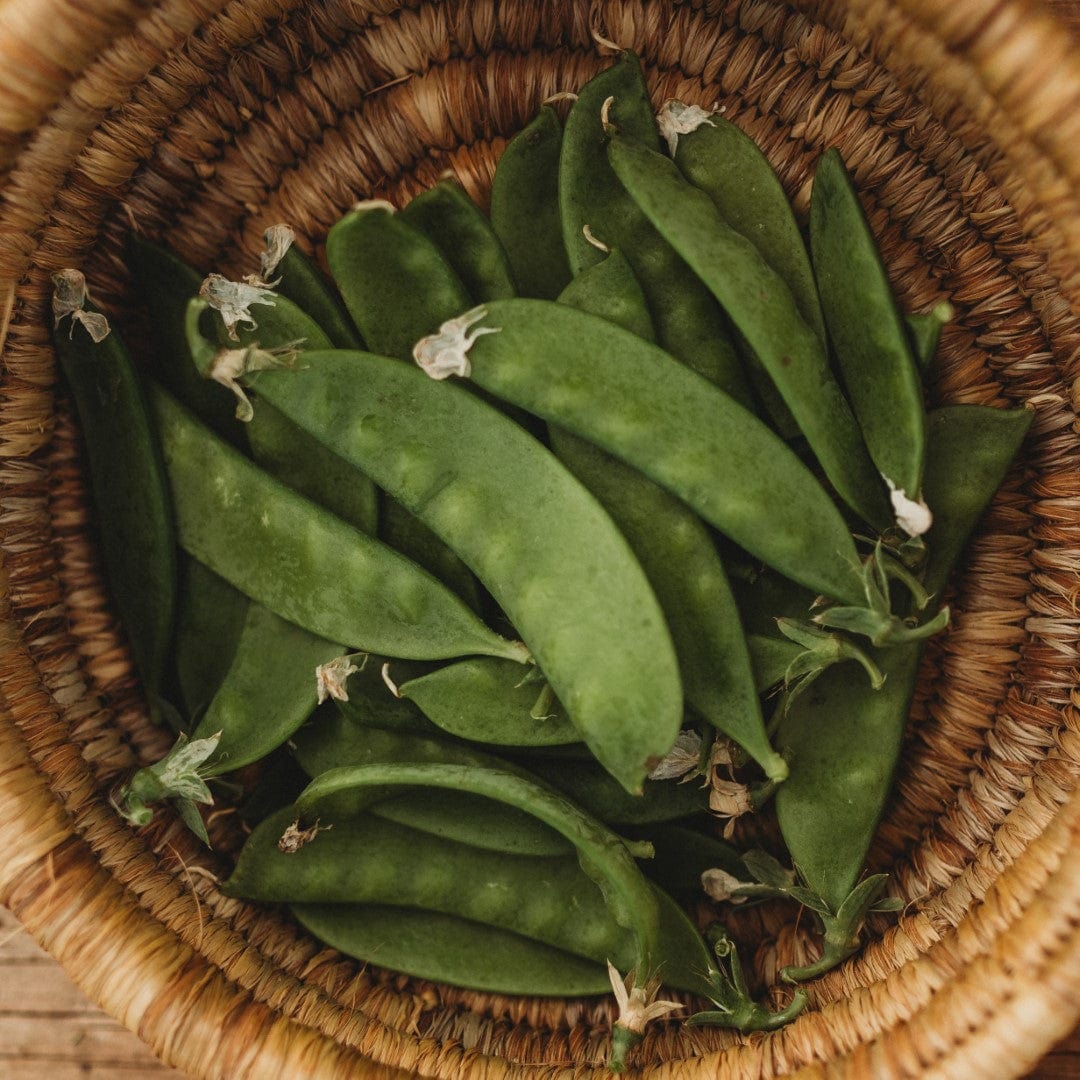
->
left=774, top=401, right=1031, bottom=975
left=189, top=603, right=340, bottom=775
left=489, top=106, right=573, bottom=300
left=560, top=53, right=752, bottom=406
left=327, top=204, right=470, bottom=362
left=173, top=557, right=248, bottom=721
left=747, top=633, right=804, bottom=692
left=241, top=349, right=682, bottom=795
left=457, top=299, right=866, bottom=606
left=395, top=657, right=579, bottom=746
left=554, top=255, right=785, bottom=779
left=150, top=384, right=526, bottom=663
left=50, top=284, right=177, bottom=715
left=292, top=903, right=612, bottom=996
left=671, top=110, right=827, bottom=343
left=127, top=237, right=241, bottom=443
left=632, top=824, right=746, bottom=899
left=331, top=660, right=443, bottom=738
left=400, top=177, right=516, bottom=302
left=606, top=135, right=891, bottom=532
left=225, top=807, right=638, bottom=969
left=907, top=302, right=953, bottom=374
left=810, top=148, right=926, bottom=514
left=272, top=244, right=364, bottom=349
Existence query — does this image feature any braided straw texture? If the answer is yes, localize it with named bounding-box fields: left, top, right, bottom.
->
left=1, top=0, right=1079, bottom=1076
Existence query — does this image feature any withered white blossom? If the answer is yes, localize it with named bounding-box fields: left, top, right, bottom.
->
left=413, top=305, right=499, bottom=380
left=51, top=269, right=111, bottom=343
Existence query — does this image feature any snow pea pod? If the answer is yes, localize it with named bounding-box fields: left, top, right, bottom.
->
left=810, top=148, right=926, bottom=521
left=632, top=824, right=746, bottom=899
left=401, top=177, right=516, bottom=302
left=774, top=401, right=1031, bottom=977
left=150, top=384, right=525, bottom=663
left=670, top=109, right=827, bottom=344
left=292, top=904, right=611, bottom=996
left=50, top=281, right=176, bottom=715
left=241, top=349, right=682, bottom=794
left=607, top=135, right=890, bottom=532
left=489, top=106, right=572, bottom=300
left=326, top=204, right=470, bottom=362
left=271, top=241, right=363, bottom=350
left=225, top=808, right=638, bottom=969
left=554, top=254, right=785, bottom=779
left=560, top=53, right=751, bottom=406
left=396, top=657, right=579, bottom=746
left=453, top=300, right=866, bottom=606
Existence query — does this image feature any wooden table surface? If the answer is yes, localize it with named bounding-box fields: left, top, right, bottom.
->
left=1, top=1, right=1078, bottom=1078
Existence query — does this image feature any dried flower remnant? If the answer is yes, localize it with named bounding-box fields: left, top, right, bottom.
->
left=200, top=273, right=278, bottom=341
left=278, top=818, right=331, bottom=854
left=647, top=729, right=704, bottom=781
left=316, top=653, right=367, bottom=704
left=607, top=962, right=682, bottom=1072
left=207, top=341, right=302, bottom=422
left=51, top=269, right=111, bottom=342
left=885, top=477, right=933, bottom=536
left=260, top=224, right=296, bottom=281
left=701, top=868, right=752, bottom=905
left=413, top=305, right=500, bottom=380
left=656, top=99, right=717, bottom=156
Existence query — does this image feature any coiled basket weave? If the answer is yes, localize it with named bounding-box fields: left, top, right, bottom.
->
left=1, top=0, right=1079, bottom=1076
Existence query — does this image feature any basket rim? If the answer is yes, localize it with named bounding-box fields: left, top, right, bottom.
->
left=1, top=1, right=1080, bottom=1078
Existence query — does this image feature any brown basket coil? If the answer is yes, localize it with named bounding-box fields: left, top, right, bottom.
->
left=1, top=0, right=1079, bottom=1076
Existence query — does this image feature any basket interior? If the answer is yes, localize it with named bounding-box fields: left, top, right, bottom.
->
left=1, top=0, right=1080, bottom=1076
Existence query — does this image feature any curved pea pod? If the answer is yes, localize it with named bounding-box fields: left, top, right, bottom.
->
left=150, top=384, right=526, bottom=663
left=394, top=657, right=579, bottom=746
left=489, top=106, right=572, bottom=300
left=49, top=281, right=177, bottom=715
left=809, top=148, right=927, bottom=530
left=907, top=301, right=953, bottom=375
left=291, top=716, right=572, bottom=856
left=451, top=299, right=866, bottom=607
left=268, top=236, right=364, bottom=350
left=553, top=259, right=784, bottom=778
left=400, top=177, right=516, bottom=302
left=292, top=904, right=612, bottom=996
left=774, top=401, right=1031, bottom=979
left=669, top=109, right=827, bottom=344
left=606, top=135, right=891, bottom=532
left=560, top=53, right=751, bottom=406
left=224, top=808, right=638, bottom=969
left=242, top=349, right=682, bottom=794
left=326, top=204, right=470, bottom=362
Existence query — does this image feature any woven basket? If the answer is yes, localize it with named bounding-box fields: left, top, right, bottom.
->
left=2, top=0, right=1079, bottom=1076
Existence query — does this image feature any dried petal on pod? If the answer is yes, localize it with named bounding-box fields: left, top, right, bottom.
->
left=413, top=305, right=500, bottom=380
left=51, top=269, right=111, bottom=342
left=656, top=99, right=716, bottom=156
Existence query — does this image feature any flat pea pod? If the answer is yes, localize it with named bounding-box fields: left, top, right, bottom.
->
left=671, top=112, right=827, bottom=344
left=606, top=135, right=891, bottom=532
left=189, top=602, right=340, bottom=775
left=560, top=53, right=751, bottom=406
left=50, top=288, right=177, bottom=714
left=631, top=824, right=746, bottom=900
left=150, top=384, right=525, bottom=663
left=173, top=557, right=248, bottom=721
left=774, top=402, right=1031, bottom=975
left=457, top=300, right=866, bottom=606
left=907, top=301, right=953, bottom=374
left=326, top=204, right=470, bottom=362
left=400, top=177, right=516, bottom=302
left=272, top=242, right=363, bottom=349
left=489, top=106, right=572, bottom=300
left=554, top=256, right=785, bottom=779
left=292, top=763, right=663, bottom=981
left=810, top=148, right=925, bottom=509
left=127, top=237, right=241, bottom=443
left=921, top=404, right=1032, bottom=597
left=395, top=657, right=579, bottom=746
left=243, top=349, right=681, bottom=794
left=225, top=808, right=637, bottom=969
left=292, top=903, right=611, bottom=996
left=291, top=716, right=572, bottom=856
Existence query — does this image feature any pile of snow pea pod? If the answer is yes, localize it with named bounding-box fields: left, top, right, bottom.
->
left=49, top=52, right=1033, bottom=1071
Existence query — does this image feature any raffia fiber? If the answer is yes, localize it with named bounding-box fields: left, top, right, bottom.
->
left=0, top=0, right=1079, bottom=1076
